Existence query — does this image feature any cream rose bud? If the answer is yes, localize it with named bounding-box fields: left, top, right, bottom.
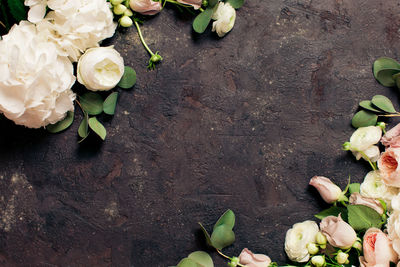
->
left=349, top=126, right=382, bottom=162
left=320, top=215, right=357, bottom=249
left=284, top=220, right=319, bottom=262
left=309, top=176, right=343, bottom=204
left=360, top=228, right=397, bottom=266
left=130, top=0, right=162, bottom=15
left=77, top=47, right=124, bottom=91
left=378, top=147, right=400, bottom=187
left=238, top=248, right=271, bottom=267
left=211, top=2, right=236, bottom=37
left=349, top=193, right=384, bottom=215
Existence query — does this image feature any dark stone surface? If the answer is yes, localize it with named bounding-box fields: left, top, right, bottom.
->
left=1, top=0, right=400, bottom=266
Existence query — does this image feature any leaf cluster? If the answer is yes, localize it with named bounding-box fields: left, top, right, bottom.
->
left=373, top=57, right=400, bottom=88
left=0, top=0, right=27, bottom=34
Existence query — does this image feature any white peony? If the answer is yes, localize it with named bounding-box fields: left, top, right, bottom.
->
left=34, top=0, right=117, bottom=62
left=284, top=220, right=319, bottom=262
left=0, top=22, right=76, bottom=128
left=77, top=46, right=124, bottom=91
left=386, top=195, right=400, bottom=256
left=360, top=171, right=399, bottom=210
left=211, top=2, right=236, bottom=37
left=349, top=126, right=382, bottom=162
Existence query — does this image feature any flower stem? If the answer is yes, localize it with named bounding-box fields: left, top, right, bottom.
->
left=357, top=150, right=377, bottom=171
left=216, top=249, right=245, bottom=267
left=133, top=20, right=163, bottom=69
left=133, top=20, right=155, bottom=57
left=378, top=113, right=400, bottom=117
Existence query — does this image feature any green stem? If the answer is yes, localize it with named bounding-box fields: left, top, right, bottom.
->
left=378, top=113, right=400, bottom=117
left=199, top=7, right=204, bottom=11
left=357, top=150, right=377, bottom=171
left=216, top=249, right=245, bottom=267
left=133, top=20, right=155, bottom=57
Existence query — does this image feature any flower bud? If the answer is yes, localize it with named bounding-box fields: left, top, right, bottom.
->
left=231, top=257, right=239, bottom=264
left=377, top=121, right=386, bottom=132
left=309, top=176, right=342, bottom=204
left=307, top=243, right=319, bottom=255
left=151, top=53, right=162, bottom=63
left=336, top=251, right=349, bottom=264
left=114, top=4, right=127, bottom=15
left=211, top=2, right=236, bottom=37
left=352, top=239, right=362, bottom=251
left=124, top=9, right=134, bottom=16
left=111, top=0, right=124, bottom=5
left=202, top=0, right=208, bottom=6
left=311, top=255, right=325, bottom=267
left=316, top=232, right=327, bottom=246
left=130, top=0, right=162, bottom=15
left=120, top=16, right=133, bottom=27
left=342, top=142, right=351, bottom=151
left=227, top=262, right=236, bottom=267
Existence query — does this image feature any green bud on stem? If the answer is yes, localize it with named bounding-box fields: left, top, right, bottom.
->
left=114, top=4, right=127, bottom=15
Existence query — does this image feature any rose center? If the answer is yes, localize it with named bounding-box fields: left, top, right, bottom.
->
left=383, top=153, right=398, bottom=174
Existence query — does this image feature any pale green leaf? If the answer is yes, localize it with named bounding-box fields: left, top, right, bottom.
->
left=373, top=57, right=400, bottom=78
left=210, top=224, right=235, bottom=250
left=193, top=7, right=214, bottom=34
left=198, top=222, right=212, bottom=247
left=376, top=69, right=400, bottom=87
left=347, top=204, right=383, bottom=231
left=103, top=92, right=118, bottom=115
left=213, top=209, right=235, bottom=230
left=359, top=100, right=381, bottom=113
left=46, top=111, right=74, bottom=133
left=78, top=113, right=89, bottom=141
left=117, top=66, right=136, bottom=89
left=349, top=183, right=360, bottom=194
left=371, top=95, right=397, bottom=113
left=79, top=92, right=103, bottom=115
left=226, top=0, right=244, bottom=9
left=351, top=110, right=378, bottom=128
left=315, top=206, right=347, bottom=220
left=177, top=258, right=201, bottom=267
left=88, top=117, right=107, bottom=140
left=188, top=251, right=214, bottom=267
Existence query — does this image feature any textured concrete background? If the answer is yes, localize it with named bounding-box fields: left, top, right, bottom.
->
left=1, top=0, right=400, bottom=266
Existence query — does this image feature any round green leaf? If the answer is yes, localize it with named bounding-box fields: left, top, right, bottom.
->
left=208, top=0, right=219, bottom=7
left=198, top=222, right=213, bottom=247
left=188, top=251, right=214, bottom=267
left=78, top=113, right=89, bottom=139
left=46, top=111, right=74, bottom=133
left=373, top=57, right=400, bottom=79
left=226, top=0, right=244, bottom=9
left=371, top=95, right=396, bottom=113
left=393, top=73, right=400, bottom=88
left=177, top=258, right=200, bottom=267
left=210, top=224, right=235, bottom=250
left=117, top=66, right=136, bottom=89
left=376, top=68, right=400, bottom=87
left=79, top=92, right=103, bottom=115
left=193, top=7, right=214, bottom=34
left=351, top=110, right=378, bottom=128
left=103, top=92, right=119, bottom=115
left=88, top=117, right=107, bottom=140
left=213, top=209, right=235, bottom=230
left=359, top=100, right=381, bottom=113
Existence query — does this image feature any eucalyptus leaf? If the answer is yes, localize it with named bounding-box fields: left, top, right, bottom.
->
left=88, top=117, right=107, bottom=140
left=376, top=69, right=400, bottom=87
left=371, top=95, right=397, bottom=113
left=359, top=100, right=381, bottom=113
left=226, top=0, right=244, bottom=8
left=198, top=222, right=213, bottom=247
left=177, top=258, right=200, bottom=267
left=188, top=251, right=214, bottom=267
left=351, top=110, right=378, bottom=128
left=46, top=111, right=74, bottom=133
left=78, top=113, right=89, bottom=139
left=193, top=7, right=214, bottom=34
left=373, top=57, right=400, bottom=78
left=7, top=0, right=26, bottom=23
left=210, top=224, right=235, bottom=250
left=103, top=92, right=119, bottom=115
left=393, top=73, right=400, bottom=88
left=213, top=209, right=235, bottom=230
left=348, top=183, right=360, bottom=194
left=315, top=206, right=347, bottom=220
left=79, top=92, right=103, bottom=115
left=347, top=204, right=383, bottom=231
left=117, top=66, right=136, bottom=89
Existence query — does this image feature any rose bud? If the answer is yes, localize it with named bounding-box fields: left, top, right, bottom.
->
left=311, top=255, right=325, bottom=267
left=378, top=147, right=400, bottom=187
left=285, top=220, right=319, bottom=262
left=238, top=248, right=271, bottom=267
left=382, top=122, right=400, bottom=148
left=336, top=251, right=349, bottom=265
left=359, top=228, right=397, bottom=266
left=320, top=215, right=357, bottom=249
left=349, top=193, right=384, bottom=215
left=129, top=0, right=162, bottom=15
left=211, top=2, right=236, bottom=37
left=177, top=0, right=202, bottom=9
left=77, top=46, right=124, bottom=91
left=309, top=176, right=343, bottom=204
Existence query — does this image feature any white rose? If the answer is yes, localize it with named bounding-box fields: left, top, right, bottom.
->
left=0, top=22, right=75, bottom=128
left=349, top=126, right=382, bottom=162
left=284, top=220, right=319, bottom=262
left=35, top=0, right=117, bottom=62
left=360, top=171, right=399, bottom=210
left=77, top=47, right=124, bottom=91
left=211, top=2, right=236, bottom=37
left=386, top=195, right=400, bottom=256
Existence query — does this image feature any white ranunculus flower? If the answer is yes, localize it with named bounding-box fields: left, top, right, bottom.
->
left=0, top=22, right=76, bottom=128
left=77, top=47, right=124, bottom=91
left=211, top=2, right=236, bottom=37
left=349, top=126, right=382, bottom=162
left=360, top=171, right=399, bottom=210
left=386, top=195, right=400, bottom=256
left=284, top=220, right=319, bottom=262
left=35, top=0, right=117, bottom=62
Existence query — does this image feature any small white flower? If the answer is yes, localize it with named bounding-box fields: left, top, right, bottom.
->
left=284, top=220, right=319, bottom=262
left=349, top=126, right=382, bottom=162
left=77, top=46, right=124, bottom=91
left=25, top=0, right=47, bottom=23
left=211, top=2, right=236, bottom=37
left=385, top=196, right=400, bottom=257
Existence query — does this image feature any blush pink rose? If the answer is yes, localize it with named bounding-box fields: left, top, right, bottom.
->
left=349, top=193, right=384, bottom=215
left=320, top=215, right=357, bottom=249
left=309, top=176, right=342, bottom=204
left=359, top=228, right=397, bottom=267
left=378, top=148, right=400, bottom=187
left=130, top=0, right=162, bottom=15
left=382, top=123, right=400, bottom=148
left=239, top=248, right=271, bottom=267
left=177, top=0, right=202, bottom=9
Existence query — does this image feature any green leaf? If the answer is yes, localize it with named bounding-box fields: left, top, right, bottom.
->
left=103, top=92, right=118, bottom=115
left=349, top=183, right=360, bottom=194
left=213, top=209, right=235, bottom=230
left=351, top=110, right=378, bottom=128
left=78, top=113, right=89, bottom=141
left=373, top=57, right=400, bottom=79
left=117, top=66, right=136, bottom=89
left=210, top=224, right=235, bottom=250
left=193, top=7, right=214, bottom=34
left=371, top=95, right=397, bottom=113
left=46, top=111, right=74, bottom=133
left=315, top=206, right=347, bottom=220
left=198, top=222, right=213, bottom=247
left=393, top=73, right=400, bottom=88
left=177, top=258, right=200, bottom=267
left=347, top=204, right=383, bottom=231
left=7, top=0, right=26, bottom=23
left=188, top=251, right=214, bottom=267
left=226, top=0, right=244, bottom=8
left=208, top=0, right=219, bottom=7
left=88, top=117, right=107, bottom=140
left=79, top=92, right=103, bottom=115
left=359, top=100, right=381, bottom=113
left=376, top=69, right=400, bottom=87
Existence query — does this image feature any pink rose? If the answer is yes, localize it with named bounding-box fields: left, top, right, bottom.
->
left=382, top=123, right=400, bottom=148
left=349, top=193, right=384, bottom=215
left=177, top=0, right=202, bottom=9
left=239, top=248, right=271, bottom=267
left=130, top=0, right=162, bottom=15
left=320, top=215, right=357, bottom=249
left=378, top=147, right=400, bottom=187
left=359, top=228, right=397, bottom=266
left=309, top=176, right=343, bottom=204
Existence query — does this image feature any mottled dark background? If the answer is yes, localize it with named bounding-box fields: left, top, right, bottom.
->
left=1, top=0, right=400, bottom=266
